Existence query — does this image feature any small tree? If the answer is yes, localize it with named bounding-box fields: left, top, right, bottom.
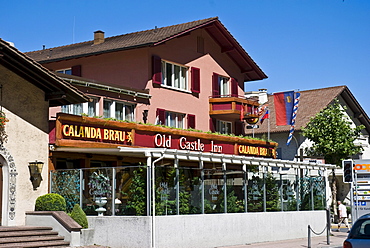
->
left=302, top=99, right=364, bottom=218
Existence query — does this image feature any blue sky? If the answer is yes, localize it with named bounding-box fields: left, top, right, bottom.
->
left=2, top=0, right=370, bottom=115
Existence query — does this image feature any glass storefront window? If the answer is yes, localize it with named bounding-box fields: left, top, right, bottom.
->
left=115, top=166, right=147, bottom=216
left=82, top=168, right=113, bottom=216
left=265, top=171, right=280, bottom=212
left=155, top=166, right=176, bottom=215
left=247, top=168, right=263, bottom=212
left=178, top=168, right=202, bottom=214
left=50, top=162, right=327, bottom=216
left=203, top=169, right=224, bottom=214
left=279, top=173, right=298, bottom=211
left=50, top=169, right=81, bottom=212
left=225, top=170, right=245, bottom=213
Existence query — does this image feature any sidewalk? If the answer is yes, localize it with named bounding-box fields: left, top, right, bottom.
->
left=218, top=229, right=347, bottom=248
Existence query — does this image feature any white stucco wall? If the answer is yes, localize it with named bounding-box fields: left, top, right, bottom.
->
left=0, top=65, right=49, bottom=225
left=88, top=211, right=327, bottom=248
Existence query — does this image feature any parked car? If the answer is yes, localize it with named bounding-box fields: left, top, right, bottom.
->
left=343, top=214, right=370, bottom=248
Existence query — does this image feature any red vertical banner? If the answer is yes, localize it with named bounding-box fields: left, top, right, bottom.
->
left=274, top=91, right=294, bottom=126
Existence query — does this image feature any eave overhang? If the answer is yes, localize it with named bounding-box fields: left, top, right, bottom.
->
left=0, top=39, right=89, bottom=107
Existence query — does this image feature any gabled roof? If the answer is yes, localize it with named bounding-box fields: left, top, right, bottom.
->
left=246, top=85, right=370, bottom=135
left=25, top=17, right=267, bottom=82
left=0, top=38, right=89, bottom=107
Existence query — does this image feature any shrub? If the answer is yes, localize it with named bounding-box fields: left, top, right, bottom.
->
left=35, top=193, right=67, bottom=211
left=70, top=204, right=88, bottom=229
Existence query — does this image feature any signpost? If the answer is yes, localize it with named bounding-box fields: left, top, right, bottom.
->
left=350, top=160, right=370, bottom=222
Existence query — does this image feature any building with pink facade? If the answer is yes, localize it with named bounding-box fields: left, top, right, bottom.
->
left=27, top=17, right=266, bottom=134
left=25, top=18, right=335, bottom=248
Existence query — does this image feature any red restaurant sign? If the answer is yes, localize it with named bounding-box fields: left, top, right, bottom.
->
left=59, top=123, right=276, bottom=158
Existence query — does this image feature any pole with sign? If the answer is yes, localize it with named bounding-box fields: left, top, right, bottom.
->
left=351, top=160, right=370, bottom=223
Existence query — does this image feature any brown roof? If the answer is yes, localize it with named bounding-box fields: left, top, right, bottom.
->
left=0, top=39, right=89, bottom=107
left=25, top=17, right=267, bottom=82
left=245, top=85, right=370, bottom=135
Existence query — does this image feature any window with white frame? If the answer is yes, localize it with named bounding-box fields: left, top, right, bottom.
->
left=61, top=98, right=99, bottom=117
left=87, top=98, right=98, bottom=117
left=56, top=68, right=72, bottom=75
left=216, top=120, right=232, bottom=134
left=61, top=103, right=83, bottom=115
left=162, top=61, right=188, bottom=90
left=166, top=111, right=185, bottom=128
left=115, top=102, right=135, bottom=122
left=103, top=100, right=112, bottom=118
left=219, top=76, right=230, bottom=97
left=102, top=100, right=136, bottom=121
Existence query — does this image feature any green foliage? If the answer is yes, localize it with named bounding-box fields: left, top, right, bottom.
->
left=35, top=193, right=67, bottom=211
left=125, top=167, right=147, bottom=216
left=248, top=172, right=280, bottom=212
left=70, top=204, right=88, bottom=229
left=221, top=189, right=245, bottom=213
left=302, top=99, right=365, bottom=166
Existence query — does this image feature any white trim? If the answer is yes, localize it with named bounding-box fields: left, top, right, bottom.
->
left=118, top=147, right=335, bottom=170
left=0, top=145, right=17, bottom=226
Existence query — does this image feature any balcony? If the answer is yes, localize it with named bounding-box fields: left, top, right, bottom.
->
left=209, top=95, right=260, bottom=121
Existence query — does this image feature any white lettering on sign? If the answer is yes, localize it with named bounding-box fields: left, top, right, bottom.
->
left=210, top=141, right=222, bottom=153
left=179, top=137, right=204, bottom=151
left=154, top=134, right=171, bottom=148
left=209, top=184, right=220, bottom=201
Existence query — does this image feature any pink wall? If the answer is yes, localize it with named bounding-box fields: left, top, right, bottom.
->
left=43, top=28, right=255, bottom=132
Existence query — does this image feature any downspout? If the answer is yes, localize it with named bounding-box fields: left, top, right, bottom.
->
left=151, top=150, right=166, bottom=248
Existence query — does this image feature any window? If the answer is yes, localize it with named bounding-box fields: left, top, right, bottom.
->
left=162, top=61, right=188, bottom=90
left=87, top=99, right=98, bottom=117
left=56, top=65, right=81, bottom=76
left=156, top=109, right=184, bottom=128
left=216, top=120, right=232, bottom=134
left=212, top=73, right=238, bottom=98
left=61, top=103, right=83, bottom=115
left=103, top=100, right=112, bottom=118
left=61, top=98, right=98, bottom=117
left=219, top=76, right=229, bottom=97
left=115, top=102, right=135, bottom=122
left=56, top=68, right=72, bottom=75
left=166, top=111, right=185, bottom=128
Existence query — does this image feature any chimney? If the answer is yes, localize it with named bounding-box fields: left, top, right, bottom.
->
left=94, top=30, right=105, bottom=45
left=258, top=89, right=268, bottom=104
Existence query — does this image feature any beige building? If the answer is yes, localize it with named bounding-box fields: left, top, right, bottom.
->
left=0, top=38, right=88, bottom=225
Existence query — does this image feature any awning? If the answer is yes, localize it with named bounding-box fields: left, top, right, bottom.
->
left=118, top=147, right=336, bottom=170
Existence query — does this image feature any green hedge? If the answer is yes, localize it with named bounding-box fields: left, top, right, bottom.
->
left=70, top=204, right=88, bottom=229
left=35, top=193, right=67, bottom=211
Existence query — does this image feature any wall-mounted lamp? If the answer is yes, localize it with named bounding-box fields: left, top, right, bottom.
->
left=28, top=161, right=44, bottom=190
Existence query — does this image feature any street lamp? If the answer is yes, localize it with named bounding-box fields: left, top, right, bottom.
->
left=28, top=161, right=44, bottom=190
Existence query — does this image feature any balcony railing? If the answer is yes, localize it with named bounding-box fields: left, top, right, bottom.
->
left=209, top=94, right=259, bottom=121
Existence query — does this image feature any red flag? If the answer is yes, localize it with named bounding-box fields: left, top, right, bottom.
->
left=260, top=110, right=269, bottom=124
